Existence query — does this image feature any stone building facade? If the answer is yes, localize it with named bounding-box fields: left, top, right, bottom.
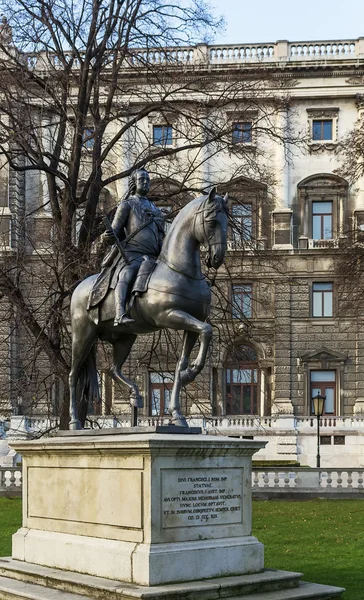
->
left=2, top=38, right=364, bottom=467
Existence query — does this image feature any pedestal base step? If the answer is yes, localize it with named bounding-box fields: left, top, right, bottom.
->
left=0, top=559, right=344, bottom=600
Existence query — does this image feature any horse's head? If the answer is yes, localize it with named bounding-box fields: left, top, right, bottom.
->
left=196, top=187, right=229, bottom=269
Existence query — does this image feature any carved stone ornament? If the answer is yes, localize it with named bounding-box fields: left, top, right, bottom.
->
left=355, top=94, right=364, bottom=109
left=306, top=108, right=339, bottom=119
left=309, top=142, right=337, bottom=153
left=306, top=107, right=339, bottom=153
left=148, top=111, right=178, bottom=124
left=226, top=109, right=258, bottom=121
left=300, top=347, right=347, bottom=365
left=346, top=76, right=364, bottom=85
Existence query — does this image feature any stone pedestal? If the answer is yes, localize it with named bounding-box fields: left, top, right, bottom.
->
left=11, top=432, right=265, bottom=586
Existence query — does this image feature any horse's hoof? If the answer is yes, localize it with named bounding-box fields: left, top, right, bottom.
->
left=180, top=367, right=194, bottom=386
left=171, top=413, right=188, bottom=428
left=69, top=419, right=82, bottom=430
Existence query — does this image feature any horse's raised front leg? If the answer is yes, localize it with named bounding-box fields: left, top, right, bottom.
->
left=157, top=310, right=212, bottom=426
left=110, top=335, right=143, bottom=409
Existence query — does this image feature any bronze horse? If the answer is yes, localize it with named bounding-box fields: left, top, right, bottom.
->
left=69, top=188, right=229, bottom=429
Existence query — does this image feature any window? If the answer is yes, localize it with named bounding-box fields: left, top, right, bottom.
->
left=312, top=120, right=333, bottom=141
left=232, top=122, right=252, bottom=144
left=334, top=435, right=345, bottom=445
left=232, top=203, right=252, bottom=242
left=226, top=367, right=258, bottom=415
left=232, top=284, right=252, bottom=319
left=320, top=436, right=331, bottom=445
left=82, top=126, right=95, bottom=149
left=306, top=108, right=338, bottom=149
left=153, top=125, right=173, bottom=146
left=225, top=345, right=258, bottom=415
left=150, top=372, right=173, bottom=416
left=312, top=282, right=333, bottom=317
left=310, top=370, right=336, bottom=415
left=312, top=201, right=333, bottom=239
left=0, top=216, right=11, bottom=247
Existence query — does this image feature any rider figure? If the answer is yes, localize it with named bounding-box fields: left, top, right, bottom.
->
left=88, top=169, right=164, bottom=326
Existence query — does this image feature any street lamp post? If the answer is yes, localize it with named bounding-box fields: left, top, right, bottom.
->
left=312, top=393, right=326, bottom=468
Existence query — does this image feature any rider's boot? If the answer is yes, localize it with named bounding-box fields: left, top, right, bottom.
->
left=114, top=281, right=135, bottom=326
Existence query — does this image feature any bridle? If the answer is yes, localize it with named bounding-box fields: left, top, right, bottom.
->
left=193, top=198, right=216, bottom=254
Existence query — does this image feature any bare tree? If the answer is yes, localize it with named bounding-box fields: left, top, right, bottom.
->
left=0, top=0, right=299, bottom=427
left=333, top=110, right=364, bottom=314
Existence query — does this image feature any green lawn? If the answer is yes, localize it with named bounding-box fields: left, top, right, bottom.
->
left=253, top=499, right=364, bottom=600
left=0, top=498, right=22, bottom=556
left=0, top=498, right=362, bottom=599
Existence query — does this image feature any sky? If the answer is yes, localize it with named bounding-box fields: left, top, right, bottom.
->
left=212, top=0, right=364, bottom=45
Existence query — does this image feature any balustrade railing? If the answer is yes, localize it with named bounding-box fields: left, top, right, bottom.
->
left=252, top=467, right=364, bottom=494
left=209, top=44, right=275, bottom=62
left=17, top=37, right=364, bottom=73
left=289, top=40, right=356, bottom=59
left=0, top=467, right=22, bottom=496
left=308, top=238, right=340, bottom=249
left=3, top=466, right=363, bottom=497
left=296, top=416, right=364, bottom=430
left=205, top=416, right=274, bottom=431
left=4, top=414, right=364, bottom=439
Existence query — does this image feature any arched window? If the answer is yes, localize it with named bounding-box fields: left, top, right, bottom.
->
left=225, top=345, right=259, bottom=415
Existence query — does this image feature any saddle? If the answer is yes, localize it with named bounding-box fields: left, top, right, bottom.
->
left=88, top=257, right=157, bottom=325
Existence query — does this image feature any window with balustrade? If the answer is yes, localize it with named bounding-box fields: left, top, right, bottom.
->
left=225, top=345, right=259, bottom=415
left=312, top=201, right=333, bottom=240
left=297, top=175, right=348, bottom=247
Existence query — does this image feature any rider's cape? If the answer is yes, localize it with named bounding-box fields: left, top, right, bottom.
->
left=87, top=248, right=126, bottom=310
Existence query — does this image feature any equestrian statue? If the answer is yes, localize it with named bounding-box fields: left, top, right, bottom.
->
left=69, top=168, right=229, bottom=429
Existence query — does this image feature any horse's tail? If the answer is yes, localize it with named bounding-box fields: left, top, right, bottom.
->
left=77, top=344, right=100, bottom=427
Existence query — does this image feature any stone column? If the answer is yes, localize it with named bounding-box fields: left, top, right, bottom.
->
left=272, top=281, right=294, bottom=415
left=354, top=318, right=364, bottom=414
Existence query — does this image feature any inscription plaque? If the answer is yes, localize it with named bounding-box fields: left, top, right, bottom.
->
left=161, top=468, right=243, bottom=528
